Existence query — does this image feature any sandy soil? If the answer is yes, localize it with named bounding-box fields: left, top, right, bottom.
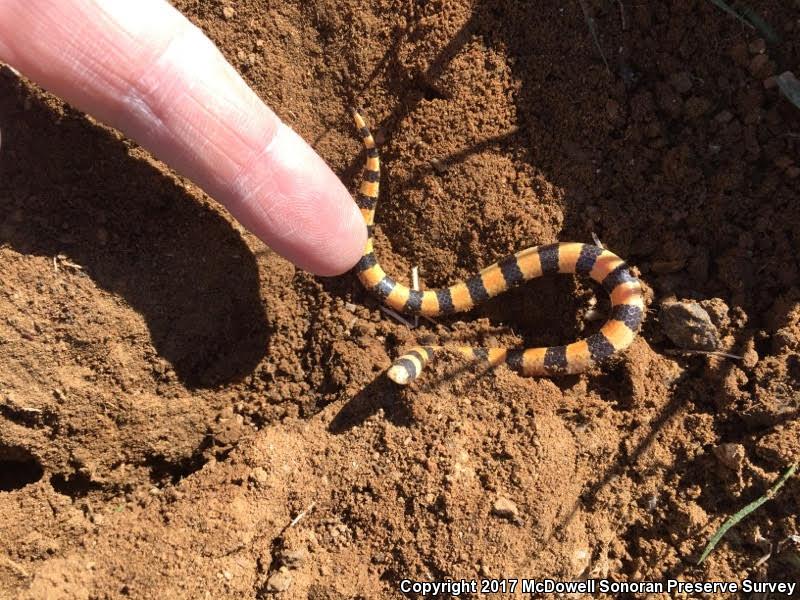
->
left=1, top=1, right=799, bottom=598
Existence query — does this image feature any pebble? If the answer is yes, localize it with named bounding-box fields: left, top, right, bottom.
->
left=713, top=443, right=745, bottom=470
left=571, top=548, right=591, bottom=577
left=222, top=6, right=235, bottom=19
left=659, top=301, right=720, bottom=350
left=265, top=570, right=292, bottom=593
left=491, top=497, right=522, bottom=523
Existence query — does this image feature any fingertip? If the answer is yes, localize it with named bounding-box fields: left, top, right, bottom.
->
left=232, top=121, right=367, bottom=277
left=308, top=189, right=368, bottom=277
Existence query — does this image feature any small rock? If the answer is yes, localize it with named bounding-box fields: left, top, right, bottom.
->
left=660, top=301, right=720, bottom=350
left=492, top=497, right=521, bottom=523
left=714, top=443, right=745, bottom=470
left=222, top=6, right=235, bottom=19
left=571, top=548, right=591, bottom=577
left=265, top=571, right=292, bottom=593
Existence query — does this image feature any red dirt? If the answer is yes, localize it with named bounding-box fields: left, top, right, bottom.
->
left=1, top=1, right=798, bottom=598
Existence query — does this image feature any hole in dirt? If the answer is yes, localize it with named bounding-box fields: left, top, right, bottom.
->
left=50, top=471, right=102, bottom=498
left=145, top=450, right=209, bottom=485
left=0, top=444, right=44, bottom=492
left=419, top=82, right=449, bottom=101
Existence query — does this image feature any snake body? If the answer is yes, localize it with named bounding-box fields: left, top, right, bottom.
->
left=351, top=110, right=644, bottom=385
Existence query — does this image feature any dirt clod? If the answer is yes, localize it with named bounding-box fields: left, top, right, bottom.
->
left=660, top=301, right=720, bottom=350
left=265, top=570, right=293, bottom=594
left=714, top=443, right=746, bottom=471
left=491, top=496, right=522, bottom=524
left=279, top=548, right=308, bottom=570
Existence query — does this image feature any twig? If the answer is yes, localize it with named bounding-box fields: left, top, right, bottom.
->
left=706, top=0, right=754, bottom=29
left=664, top=349, right=743, bottom=360
left=379, top=306, right=416, bottom=329
left=591, top=232, right=605, bottom=249
left=697, top=462, right=798, bottom=565
left=617, top=0, right=627, bottom=31
left=705, top=0, right=780, bottom=44
left=289, top=501, right=316, bottom=528
left=577, top=0, right=610, bottom=73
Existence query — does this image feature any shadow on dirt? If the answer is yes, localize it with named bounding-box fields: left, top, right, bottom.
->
left=0, top=79, right=269, bottom=388
left=328, top=375, right=413, bottom=433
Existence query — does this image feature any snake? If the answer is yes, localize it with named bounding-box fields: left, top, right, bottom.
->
left=351, top=109, right=644, bottom=385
